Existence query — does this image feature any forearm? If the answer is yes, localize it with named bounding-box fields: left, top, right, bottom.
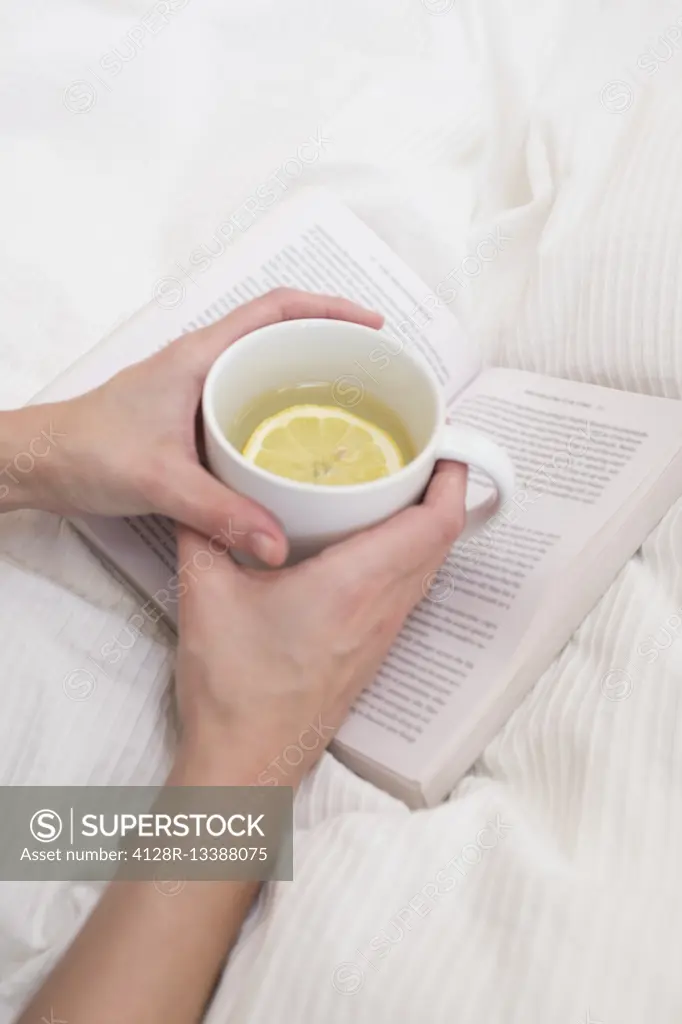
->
left=16, top=748, right=276, bottom=1024
left=19, top=879, right=259, bottom=1024
left=0, top=404, right=65, bottom=513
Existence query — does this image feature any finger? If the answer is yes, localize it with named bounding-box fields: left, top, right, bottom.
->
left=316, top=460, right=468, bottom=584
left=175, top=523, right=243, bottom=579
left=176, top=523, right=226, bottom=570
left=423, top=459, right=468, bottom=512
left=160, top=463, right=288, bottom=566
left=183, top=288, right=384, bottom=370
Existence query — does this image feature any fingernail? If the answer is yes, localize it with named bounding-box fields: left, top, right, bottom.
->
left=249, top=531, right=279, bottom=565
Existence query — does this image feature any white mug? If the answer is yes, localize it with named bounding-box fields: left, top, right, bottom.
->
left=202, top=318, right=515, bottom=563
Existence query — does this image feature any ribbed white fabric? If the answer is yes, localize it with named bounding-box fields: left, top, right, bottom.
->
left=2, top=1, right=682, bottom=1021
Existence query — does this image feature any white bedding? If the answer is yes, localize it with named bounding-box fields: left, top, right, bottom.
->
left=2, top=1, right=682, bottom=1021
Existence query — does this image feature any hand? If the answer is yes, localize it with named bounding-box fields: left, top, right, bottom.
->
left=38, top=289, right=383, bottom=565
left=16, top=463, right=466, bottom=1024
left=174, top=461, right=467, bottom=786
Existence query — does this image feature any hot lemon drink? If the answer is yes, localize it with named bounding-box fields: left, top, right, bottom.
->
left=226, top=382, right=416, bottom=485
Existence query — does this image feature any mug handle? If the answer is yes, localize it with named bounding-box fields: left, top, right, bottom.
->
left=435, top=425, right=516, bottom=542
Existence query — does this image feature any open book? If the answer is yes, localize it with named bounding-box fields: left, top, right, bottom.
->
left=32, top=188, right=682, bottom=807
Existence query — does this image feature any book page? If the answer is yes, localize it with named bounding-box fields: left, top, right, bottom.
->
left=34, top=187, right=478, bottom=402
left=34, top=187, right=479, bottom=606
left=334, top=367, right=682, bottom=783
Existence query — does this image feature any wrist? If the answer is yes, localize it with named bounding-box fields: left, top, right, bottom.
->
left=0, top=404, right=67, bottom=514
left=172, top=728, right=312, bottom=790
left=169, top=744, right=264, bottom=787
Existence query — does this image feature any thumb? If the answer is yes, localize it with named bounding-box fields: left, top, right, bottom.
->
left=158, top=462, right=288, bottom=567
left=318, top=461, right=468, bottom=582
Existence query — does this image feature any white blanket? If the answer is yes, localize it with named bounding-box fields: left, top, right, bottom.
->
left=2, top=1, right=682, bottom=1020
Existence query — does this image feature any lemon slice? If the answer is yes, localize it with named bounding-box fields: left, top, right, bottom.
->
left=242, top=404, right=404, bottom=485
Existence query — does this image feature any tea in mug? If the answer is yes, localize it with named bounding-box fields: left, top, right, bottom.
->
left=225, top=381, right=416, bottom=485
